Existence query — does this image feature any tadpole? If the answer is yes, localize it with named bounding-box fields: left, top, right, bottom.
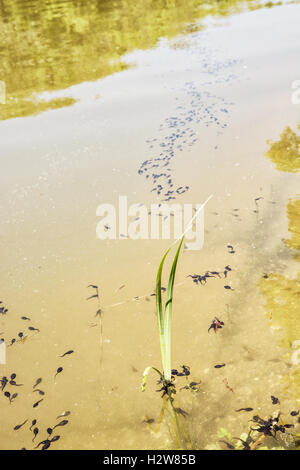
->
left=32, top=427, right=39, bottom=442
left=33, top=378, right=42, bottom=389
left=56, top=411, right=70, bottom=420
left=33, top=399, right=43, bottom=408
left=59, top=350, right=74, bottom=358
left=13, top=419, right=28, bottom=431
left=54, top=367, right=63, bottom=379
left=53, top=419, right=68, bottom=430
left=235, top=408, right=253, bottom=412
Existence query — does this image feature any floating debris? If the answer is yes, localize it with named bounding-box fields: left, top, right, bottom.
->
left=223, top=378, right=234, bottom=393
left=208, top=317, right=224, bottom=333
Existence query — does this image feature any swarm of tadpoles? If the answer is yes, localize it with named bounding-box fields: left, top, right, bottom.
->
left=220, top=405, right=299, bottom=450
left=156, top=365, right=191, bottom=400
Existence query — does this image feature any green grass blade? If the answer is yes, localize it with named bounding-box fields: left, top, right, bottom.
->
left=164, top=236, right=184, bottom=381
left=156, top=246, right=171, bottom=372
left=141, top=366, right=163, bottom=392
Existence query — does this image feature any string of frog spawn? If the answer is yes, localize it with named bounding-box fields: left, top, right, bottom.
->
left=138, top=82, right=234, bottom=202
left=137, top=44, right=240, bottom=203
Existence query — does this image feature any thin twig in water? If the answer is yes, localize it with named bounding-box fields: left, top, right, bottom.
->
left=87, top=285, right=103, bottom=367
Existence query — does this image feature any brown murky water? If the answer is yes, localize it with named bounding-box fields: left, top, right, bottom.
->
left=0, top=0, right=299, bottom=450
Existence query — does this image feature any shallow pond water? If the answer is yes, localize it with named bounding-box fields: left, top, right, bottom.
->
left=0, top=0, right=299, bottom=450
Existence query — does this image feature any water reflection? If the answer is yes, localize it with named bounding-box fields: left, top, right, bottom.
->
left=0, top=0, right=278, bottom=120
left=265, top=124, right=300, bottom=173
left=260, top=123, right=300, bottom=399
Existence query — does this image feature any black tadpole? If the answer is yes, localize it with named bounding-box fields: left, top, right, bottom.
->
left=33, top=399, right=43, bottom=408
left=53, top=419, right=68, bottom=429
left=54, top=367, right=63, bottom=378
left=9, top=380, right=23, bottom=386
left=33, top=389, right=45, bottom=396
left=30, top=419, right=37, bottom=431
left=32, top=427, right=39, bottom=442
left=59, top=350, right=74, bottom=358
left=235, top=408, right=253, bottom=412
left=33, top=378, right=42, bottom=389
left=13, top=419, right=28, bottom=431
left=28, top=326, right=40, bottom=332
left=271, top=395, right=280, bottom=405
left=1, top=376, right=8, bottom=391
left=35, top=439, right=51, bottom=450
left=219, top=440, right=235, bottom=450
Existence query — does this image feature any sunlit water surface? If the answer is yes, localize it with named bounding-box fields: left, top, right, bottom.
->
left=0, top=0, right=299, bottom=450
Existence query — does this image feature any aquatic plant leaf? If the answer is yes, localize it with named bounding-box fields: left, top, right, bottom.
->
left=155, top=245, right=173, bottom=374
left=156, top=247, right=171, bottom=335
left=141, top=366, right=163, bottom=392
left=164, top=236, right=184, bottom=381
